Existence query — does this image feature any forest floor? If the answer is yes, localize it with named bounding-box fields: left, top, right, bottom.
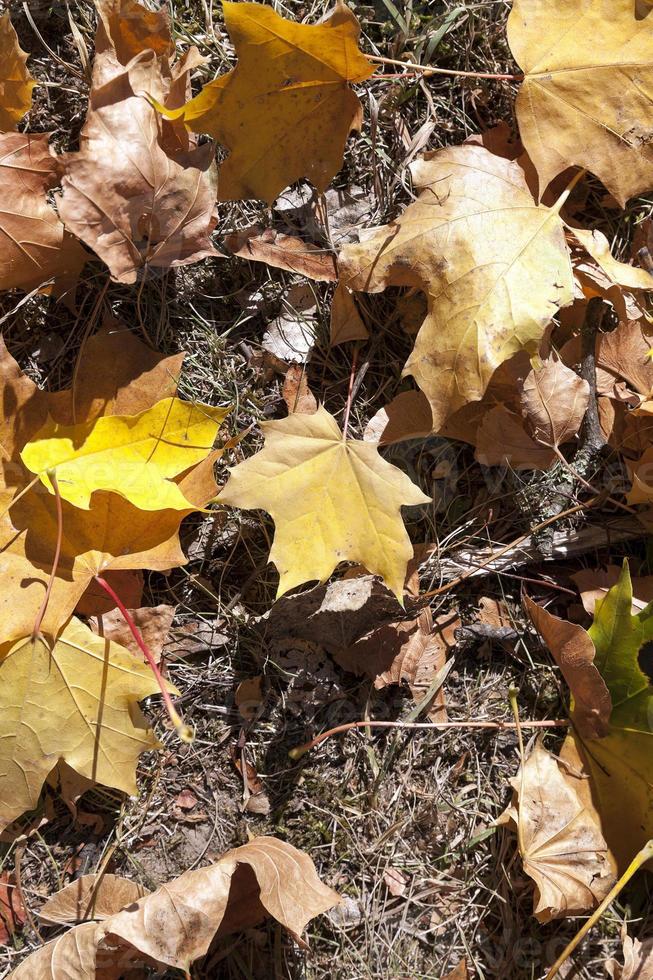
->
left=2, top=1, right=652, bottom=978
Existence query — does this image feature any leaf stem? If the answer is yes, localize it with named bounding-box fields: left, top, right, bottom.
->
left=93, top=575, right=194, bottom=744
left=341, top=343, right=359, bottom=441
left=368, top=54, right=523, bottom=82
left=545, top=838, right=653, bottom=979
left=288, top=717, right=568, bottom=760
left=31, top=470, right=63, bottom=643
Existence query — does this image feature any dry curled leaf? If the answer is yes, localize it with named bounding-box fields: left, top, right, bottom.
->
left=508, top=0, right=653, bottom=205
left=525, top=595, right=611, bottom=739
left=219, top=405, right=430, bottom=601
left=607, top=934, right=653, bottom=980
left=341, top=145, right=573, bottom=429
left=158, top=0, right=374, bottom=203
left=39, top=875, right=149, bottom=925
left=498, top=740, right=616, bottom=921
left=224, top=227, right=338, bottom=281
left=572, top=565, right=653, bottom=615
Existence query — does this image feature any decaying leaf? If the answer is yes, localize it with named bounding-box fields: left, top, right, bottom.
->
left=219, top=405, right=430, bottom=602
left=39, top=875, right=149, bottom=925
left=0, top=133, right=86, bottom=297
left=525, top=595, right=611, bottom=738
left=0, top=617, right=174, bottom=834
left=21, top=396, right=228, bottom=512
left=159, top=1, right=374, bottom=203
left=262, top=283, right=318, bottom=364
left=0, top=12, right=35, bottom=131
left=9, top=921, right=107, bottom=980
left=508, top=0, right=653, bottom=205
left=333, top=609, right=458, bottom=719
left=498, top=740, right=615, bottom=921
left=283, top=365, right=318, bottom=415
left=340, top=145, right=574, bottom=429
left=475, top=403, right=556, bottom=470
left=89, top=603, right=176, bottom=662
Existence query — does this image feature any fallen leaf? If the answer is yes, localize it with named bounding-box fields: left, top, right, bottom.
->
left=159, top=1, right=374, bottom=203
left=262, top=575, right=400, bottom=651
left=0, top=617, right=174, bottom=834
left=0, top=133, right=87, bottom=297
left=224, top=227, right=338, bottom=281
left=89, top=603, right=176, bottom=662
left=383, top=867, right=408, bottom=897
left=76, top=570, right=144, bottom=617
left=607, top=934, right=653, bottom=980
left=364, top=389, right=433, bottom=445
left=477, top=596, right=512, bottom=630
left=219, top=405, right=430, bottom=601
left=569, top=227, right=653, bottom=293
left=572, top=565, right=653, bottom=615
left=340, top=145, right=574, bottom=429
left=97, top=837, right=339, bottom=971
left=262, top=283, right=318, bottom=364
left=58, top=17, right=219, bottom=284
left=568, top=562, right=653, bottom=869
left=0, top=12, right=35, bottom=130
left=39, top=875, right=149, bottom=925
left=333, top=609, right=458, bottom=720
left=475, top=404, right=556, bottom=470
left=330, top=283, right=369, bottom=346
left=95, top=0, right=174, bottom=68
left=0, top=453, right=218, bottom=644
left=235, top=676, right=264, bottom=720
left=283, top=365, right=318, bottom=415
left=520, top=355, right=589, bottom=449
left=498, top=740, right=615, bottom=921
left=9, top=921, right=109, bottom=980
left=0, top=871, right=25, bottom=945
left=230, top=748, right=271, bottom=815
left=442, top=961, right=469, bottom=980
left=173, top=788, right=199, bottom=811
left=525, top=595, right=611, bottom=739
left=508, top=0, right=653, bottom=205
left=49, top=319, right=185, bottom=425
left=21, top=396, right=228, bottom=511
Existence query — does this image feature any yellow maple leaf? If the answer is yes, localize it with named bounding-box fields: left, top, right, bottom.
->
left=0, top=12, right=35, bottom=131
left=20, top=396, right=229, bottom=512
left=340, top=144, right=574, bottom=430
left=156, top=0, right=374, bottom=204
left=508, top=0, right=653, bottom=206
left=218, top=405, right=430, bottom=601
left=0, top=617, right=174, bottom=834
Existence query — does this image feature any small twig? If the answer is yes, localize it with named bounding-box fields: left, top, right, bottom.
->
left=545, top=838, right=653, bottom=979
left=419, top=498, right=595, bottom=600
left=289, top=717, right=569, bottom=760
left=31, top=470, right=63, bottom=642
left=93, top=575, right=193, bottom=743
left=369, top=54, right=523, bottom=82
